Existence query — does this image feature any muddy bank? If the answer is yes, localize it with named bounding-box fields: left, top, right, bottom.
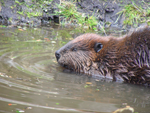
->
left=0, top=0, right=149, bottom=29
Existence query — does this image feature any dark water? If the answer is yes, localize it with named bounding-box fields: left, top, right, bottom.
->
left=0, top=26, right=150, bottom=113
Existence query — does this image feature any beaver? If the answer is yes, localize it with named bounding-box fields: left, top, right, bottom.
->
left=55, top=27, right=150, bottom=85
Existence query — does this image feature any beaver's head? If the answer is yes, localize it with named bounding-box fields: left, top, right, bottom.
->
left=55, top=33, right=116, bottom=77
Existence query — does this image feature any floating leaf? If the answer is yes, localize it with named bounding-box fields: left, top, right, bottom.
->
left=16, top=110, right=24, bottom=113
left=96, top=89, right=100, bottom=91
left=86, top=82, right=92, bottom=85
left=51, top=41, right=56, bottom=43
left=84, top=85, right=90, bottom=88
left=8, top=103, right=17, bottom=106
left=56, top=103, right=59, bottom=105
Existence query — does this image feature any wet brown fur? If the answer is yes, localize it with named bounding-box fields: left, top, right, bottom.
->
left=55, top=27, right=150, bottom=85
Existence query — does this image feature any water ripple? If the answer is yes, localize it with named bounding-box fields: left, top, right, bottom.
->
left=0, top=79, right=58, bottom=95
left=0, top=97, right=82, bottom=112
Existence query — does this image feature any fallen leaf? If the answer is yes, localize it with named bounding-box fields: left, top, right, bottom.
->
left=18, top=29, right=24, bottom=31
left=36, top=39, right=42, bottom=42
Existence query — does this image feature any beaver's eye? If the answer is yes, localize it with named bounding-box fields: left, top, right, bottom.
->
left=72, top=48, right=77, bottom=51
left=63, top=49, right=67, bottom=53
left=94, top=43, right=103, bottom=53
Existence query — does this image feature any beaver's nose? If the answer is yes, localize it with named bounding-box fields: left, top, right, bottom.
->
left=55, top=51, right=61, bottom=61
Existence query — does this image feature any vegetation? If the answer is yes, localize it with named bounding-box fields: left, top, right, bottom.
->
left=4, top=0, right=150, bottom=29
left=118, top=1, right=150, bottom=27
left=54, top=1, right=98, bottom=30
left=13, top=0, right=52, bottom=18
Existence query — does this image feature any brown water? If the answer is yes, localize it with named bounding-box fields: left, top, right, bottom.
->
left=0, top=26, right=150, bottom=113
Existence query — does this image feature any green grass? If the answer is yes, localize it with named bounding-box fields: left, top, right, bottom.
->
left=0, top=25, right=7, bottom=28
left=54, top=1, right=98, bottom=30
left=118, top=1, right=150, bottom=27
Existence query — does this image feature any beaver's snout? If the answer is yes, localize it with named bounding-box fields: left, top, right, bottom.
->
left=55, top=50, right=61, bottom=61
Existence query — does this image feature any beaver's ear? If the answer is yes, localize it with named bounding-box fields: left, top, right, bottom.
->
left=94, top=43, right=103, bottom=53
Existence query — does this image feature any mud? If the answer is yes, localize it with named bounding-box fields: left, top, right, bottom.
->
left=0, top=0, right=148, bottom=28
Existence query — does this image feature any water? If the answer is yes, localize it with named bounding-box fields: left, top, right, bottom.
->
left=0, top=26, right=150, bottom=113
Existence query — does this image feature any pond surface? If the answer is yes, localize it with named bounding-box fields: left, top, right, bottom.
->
left=0, top=26, right=150, bottom=113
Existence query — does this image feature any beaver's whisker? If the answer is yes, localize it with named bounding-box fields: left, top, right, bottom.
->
left=74, top=54, right=82, bottom=73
